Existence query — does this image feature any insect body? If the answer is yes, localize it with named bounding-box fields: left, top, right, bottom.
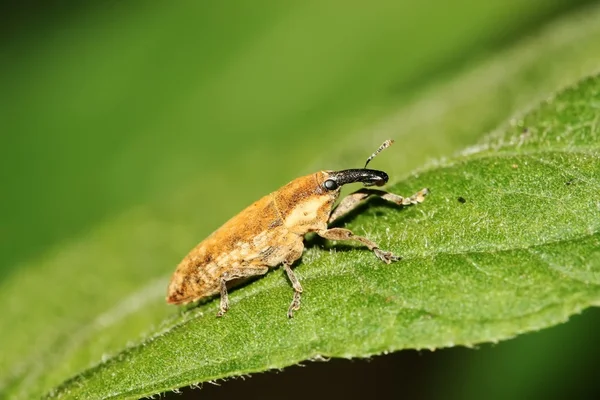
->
left=166, top=140, right=428, bottom=318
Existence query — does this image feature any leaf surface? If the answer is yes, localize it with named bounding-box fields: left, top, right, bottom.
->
left=48, top=54, right=600, bottom=400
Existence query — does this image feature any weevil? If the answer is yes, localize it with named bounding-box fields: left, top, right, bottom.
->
left=166, top=140, right=428, bottom=318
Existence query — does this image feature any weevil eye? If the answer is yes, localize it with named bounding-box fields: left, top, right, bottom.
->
left=323, top=179, right=339, bottom=191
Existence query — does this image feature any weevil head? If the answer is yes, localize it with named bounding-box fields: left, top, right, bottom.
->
left=311, top=169, right=389, bottom=207
left=320, top=168, right=389, bottom=191
left=275, top=171, right=354, bottom=233
left=275, top=168, right=390, bottom=234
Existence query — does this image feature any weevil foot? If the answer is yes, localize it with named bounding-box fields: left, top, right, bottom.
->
left=412, top=188, right=429, bottom=203
left=217, top=278, right=229, bottom=317
left=287, top=291, right=302, bottom=318
left=374, top=248, right=401, bottom=264
left=216, top=305, right=228, bottom=317
left=217, top=291, right=229, bottom=317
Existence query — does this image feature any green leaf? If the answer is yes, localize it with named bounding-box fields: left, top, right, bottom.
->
left=3, top=3, right=600, bottom=400
left=46, top=73, right=600, bottom=400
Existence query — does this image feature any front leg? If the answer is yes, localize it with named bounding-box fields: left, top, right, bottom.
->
left=328, top=187, right=428, bottom=224
left=316, top=227, right=399, bottom=264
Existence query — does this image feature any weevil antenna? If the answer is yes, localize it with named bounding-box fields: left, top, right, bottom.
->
left=364, top=139, right=394, bottom=168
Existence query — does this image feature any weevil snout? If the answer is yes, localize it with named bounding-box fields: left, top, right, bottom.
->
left=325, top=169, right=389, bottom=190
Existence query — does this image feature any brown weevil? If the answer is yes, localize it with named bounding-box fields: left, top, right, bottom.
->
left=166, top=140, right=428, bottom=318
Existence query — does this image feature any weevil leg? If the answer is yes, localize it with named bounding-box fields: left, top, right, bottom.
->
left=283, top=262, right=303, bottom=318
left=282, top=241, right=305, bottom=318
left=217, top=266, right=268, bottom=317
left=328, top=188, right=429, bottom=225
left=316, top=227, right=399, bottom=264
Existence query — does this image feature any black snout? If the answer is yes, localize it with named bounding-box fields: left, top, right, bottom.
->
left=329, top=169, right=389, bottom=187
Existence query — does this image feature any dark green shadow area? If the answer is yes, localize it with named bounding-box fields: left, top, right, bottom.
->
left=433, top=307, right=600, bottom=400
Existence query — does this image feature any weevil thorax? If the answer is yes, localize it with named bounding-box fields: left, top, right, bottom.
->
left=275, top=171, right=341, bottom=234
left=275, top=168, right=389, bottom=234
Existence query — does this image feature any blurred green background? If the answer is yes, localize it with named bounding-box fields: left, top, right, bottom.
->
left=2, top=1, right=600, bottom=398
